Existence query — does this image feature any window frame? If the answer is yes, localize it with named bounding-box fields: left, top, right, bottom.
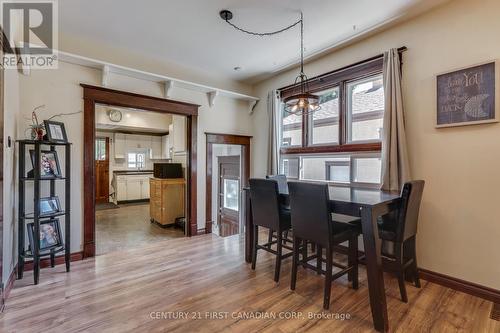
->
left=279, top=57, right=384, bottom=156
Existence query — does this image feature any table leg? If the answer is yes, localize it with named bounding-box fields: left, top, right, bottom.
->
left=243, top=189, right=253, bottom=263
left=360, top=206, right=389, bottom=332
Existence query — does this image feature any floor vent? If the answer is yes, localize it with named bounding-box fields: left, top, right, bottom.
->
left=491, top=303, right=500, bottom=321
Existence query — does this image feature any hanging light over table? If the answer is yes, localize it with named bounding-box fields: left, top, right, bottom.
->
left=220, top=10, right=320, bottom=116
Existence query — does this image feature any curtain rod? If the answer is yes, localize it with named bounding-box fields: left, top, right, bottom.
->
left=279, top=46, right=407, bottom=93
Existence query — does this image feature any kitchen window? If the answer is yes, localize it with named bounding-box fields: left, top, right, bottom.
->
left=128, top=152, right=146, bottom=169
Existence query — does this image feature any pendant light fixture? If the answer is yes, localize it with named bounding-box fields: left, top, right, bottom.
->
left=220, top=10, right=320, bottom=116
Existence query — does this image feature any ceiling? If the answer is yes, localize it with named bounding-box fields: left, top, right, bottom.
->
left=59, top=0, right=448, bottom=84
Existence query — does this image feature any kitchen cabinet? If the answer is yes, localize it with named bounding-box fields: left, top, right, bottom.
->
left=126, top=134, right=151, bottom=150
left=114, top=133, right=126, bottom=159
left=171, top=116, right=186, bottom=153
left=150, top=178, right=185, bottom=226
left=161, top=135, right=171, bottom=159
left=115, top=174, right=153, bottom=202
left=150, top=136, right=163, bottom=159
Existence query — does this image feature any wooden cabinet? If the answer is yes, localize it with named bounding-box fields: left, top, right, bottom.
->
left=114, top=133, right=126, bottom=159
left=150, top=178, right=185, bottom=226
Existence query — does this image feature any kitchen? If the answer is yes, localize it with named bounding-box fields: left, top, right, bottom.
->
left=94, top=104, right=187, bottom=255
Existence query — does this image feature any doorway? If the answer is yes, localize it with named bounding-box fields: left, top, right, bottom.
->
left=217, top=155, right=240, bottom=237
left=82, top=84, right=199, bottom=258
left=206, top=133, right=251, bottom=237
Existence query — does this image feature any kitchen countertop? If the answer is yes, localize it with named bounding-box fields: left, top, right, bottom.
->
left=113, top=170, right=154, bottom=175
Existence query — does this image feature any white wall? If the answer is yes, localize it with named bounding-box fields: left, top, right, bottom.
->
left=3, top=69, right=20, bottom=283
left=252, top=0, right=500, bottom=289
left=12, top=59, right=252, bottom=264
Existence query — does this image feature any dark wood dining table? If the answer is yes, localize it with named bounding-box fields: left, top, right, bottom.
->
left=242, top=185, right=401, bottom=332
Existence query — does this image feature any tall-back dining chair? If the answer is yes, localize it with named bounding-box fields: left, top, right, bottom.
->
left=266, top=174, right=288, bottom=194
left=377, top=180, right=425, bottom=303
left=288, top=181, right=359, bottom=310
left=248, top=178, right=293, bottom=282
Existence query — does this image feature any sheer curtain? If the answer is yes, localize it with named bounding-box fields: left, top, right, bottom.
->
left=381, top=49, right=411, bottom=191
left=267, top=90, right=280, bottom=175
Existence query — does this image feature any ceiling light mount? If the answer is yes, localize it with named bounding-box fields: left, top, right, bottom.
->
left=219, top=10, right=233, bottom=21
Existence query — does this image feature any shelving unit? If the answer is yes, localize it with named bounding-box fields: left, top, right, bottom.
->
left=17, top=140, right=71, bottom=285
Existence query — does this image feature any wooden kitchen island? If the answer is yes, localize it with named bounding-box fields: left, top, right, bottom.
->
left=149, top=178, right=185, bottom=227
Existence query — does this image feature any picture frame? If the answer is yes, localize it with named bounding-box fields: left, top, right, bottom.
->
left=436, top=60, right=499, bottom=128
left=29, top=150, right=62, bottom=178
left=39, top=196, right=61, bottom=216
left=44, top=120, right=68, bottom=142
left=27, top=219, right=63, bottom=252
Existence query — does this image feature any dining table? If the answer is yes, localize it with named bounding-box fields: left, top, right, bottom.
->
left=242, top=184, right=401, bottom=333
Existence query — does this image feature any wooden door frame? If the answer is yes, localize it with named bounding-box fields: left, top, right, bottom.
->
left=205, top=133, right=251, bottom=234
left=82, top=84, right=199, bottom=258
left=94, top=136, right=110, bottom=204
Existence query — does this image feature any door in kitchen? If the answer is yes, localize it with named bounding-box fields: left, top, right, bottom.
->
left=217, top=156, right=240, bottom=237
left=95, top=137, right=110, bottom=204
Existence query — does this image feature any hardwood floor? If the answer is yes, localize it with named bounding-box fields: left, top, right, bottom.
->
left=95, top=202, right=184, bottom=255
left=2, top=233, right=498, bottom=333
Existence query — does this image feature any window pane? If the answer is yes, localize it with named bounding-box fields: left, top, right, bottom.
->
left=281, top=157, right=299, bottom=179
left=353, top=157, right=381, bottom=184
left=311, top=87, right=339, bottom=145
left=128, top=153, right=136, bottom=168
left=223, top=179, right=239, bottom=211
left=301, top=156, right=349, bottom=182
left=281, top=107, right=302, bottom=147
left=347, top=75, right=384, bottom=142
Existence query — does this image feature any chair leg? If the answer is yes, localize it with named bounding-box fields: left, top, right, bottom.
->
left=291, top=237, right=300, bottom=290
left=316, top=245, right=322, bottom=275
left=348, top=233, right=359, bottom=290
left=410, top=238, right=421, bottom=288
left=251, top=225, right=258, bottom=270
left=267, top=229, right=273, bottom=249
left=301, top=240, right=308, bottom=268
left=323, top=248, right=333, bottom=310
left=274, top=230, right=283, bottom=282
left=395, top=243, right=408, bottom=303
left=311, top=242, right=316, bottom=252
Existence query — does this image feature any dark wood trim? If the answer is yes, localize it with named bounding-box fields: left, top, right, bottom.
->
left=205, top=133, right=251, bottom=235
left=1, top=268, right=15, bottom=312
left=95, top=128, right=169, bottom=137
left=335, top=244, right=500, bottom=304
left=82, top=85, right=199, bottom=257
left=419, top=269, right=500, bottom=304
left=81, top=84, right=199, bottom=116
left=23, top=251, right=84, bottom=271
left=281, top=142, right=381, bottom=155
left=279, top=46, right=407, bottom=98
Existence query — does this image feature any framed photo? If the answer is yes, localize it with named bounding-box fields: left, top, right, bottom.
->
left=39, top=196, right=61, bottom=216
left=27, top=219, right=63, bottom=251
left=30, top=150, right=62, bottom=178
left=436, top=61, right=499, bottom=128
left=44, top=120, right=68, bottom=142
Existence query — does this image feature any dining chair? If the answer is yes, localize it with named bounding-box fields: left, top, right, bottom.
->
left=288, top=181, right=359, bottom=310
left=249, top=178, right=294, bottom=282
left=377, top=180, right=425, bottom=303
left=265, top=174, right=290, bottom=247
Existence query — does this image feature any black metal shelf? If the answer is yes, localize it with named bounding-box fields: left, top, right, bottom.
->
left=17, top=140, right=71, bottom=285
left=21, top=211, right=66, bottom=220
left=21, top=246, right=65, bottom=259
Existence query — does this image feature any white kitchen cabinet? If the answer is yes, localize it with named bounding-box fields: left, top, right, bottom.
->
left=126, top=134, right=151, bottom=150
left=114, top=133, right=126, bottom=159
left=116, top=177, right=127, bottom=201
left=171, top=115, right=186, bottom=153
left=126, top=177, right=142, bottom=200
left=161, top=135, right=171, bottom=159
left=141, top=177, right=150, bottom=199
left=150, top=136, right=163, bottom=159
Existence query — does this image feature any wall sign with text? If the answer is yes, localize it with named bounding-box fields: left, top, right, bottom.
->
left=436, top=61, right=498, bottom=127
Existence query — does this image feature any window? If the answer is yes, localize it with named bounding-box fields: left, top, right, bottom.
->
left=223, top=179, right=239, bottom=211
left=128, top=152, right=145, bottom=169
left=310, top=87, right=339, bottom=145
left=95, top=138, right=107, bottom=161
left=278, top=57, right=385, bottom=187
left=347, top=75, right=384, bottom=143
